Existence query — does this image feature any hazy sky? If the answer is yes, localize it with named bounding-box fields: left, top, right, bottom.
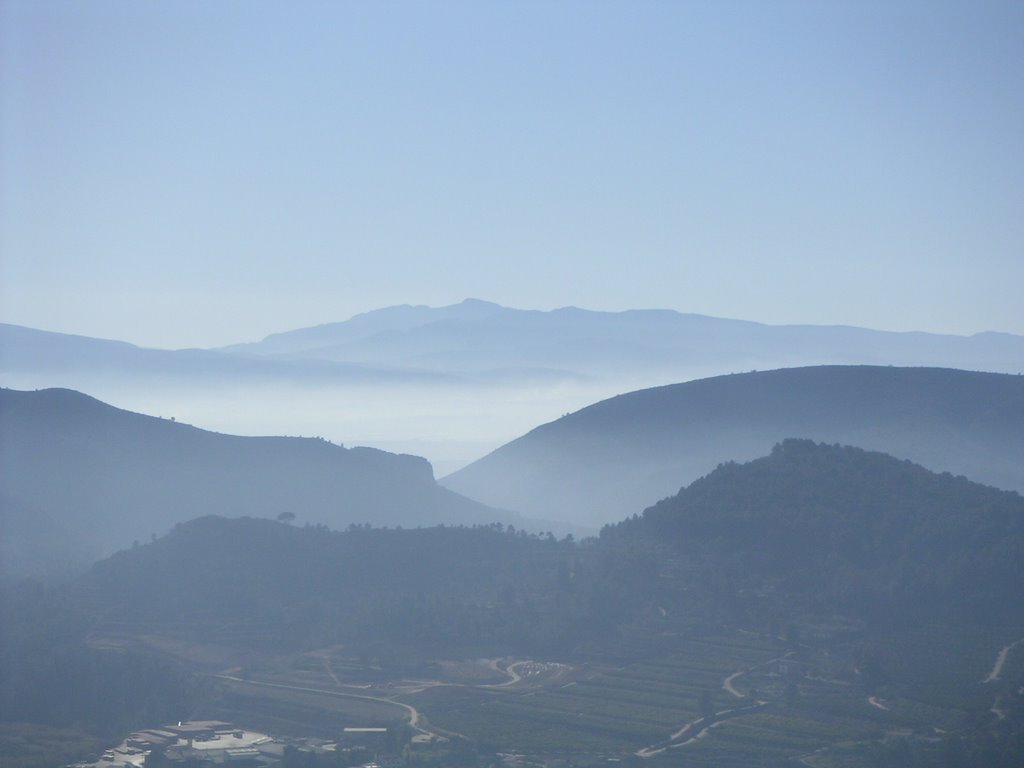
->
left=2, top=0, right=1022, bottom=349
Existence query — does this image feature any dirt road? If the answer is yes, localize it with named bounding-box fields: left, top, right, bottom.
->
left=212, top=673, right=457, bottom=742
left=983, top=638, right=1023, bottom=683
left=867, top=696, right=889, bottom=711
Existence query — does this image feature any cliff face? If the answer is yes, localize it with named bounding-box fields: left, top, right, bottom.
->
left=0, top=387, right=501, bottom=578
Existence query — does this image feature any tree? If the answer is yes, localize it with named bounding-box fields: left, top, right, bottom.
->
left=277, top=511, right=296, bottom=524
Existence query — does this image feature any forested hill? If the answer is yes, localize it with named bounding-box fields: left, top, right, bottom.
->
left=79, top=516, right=595, bottom=657
left=443, top=366, right=1024, bottom=527
left=605, top=439, right=1024, bottom=625
left=73, top=441, right=1024, bottom=655
left=0, top=387, right=506, bottom=578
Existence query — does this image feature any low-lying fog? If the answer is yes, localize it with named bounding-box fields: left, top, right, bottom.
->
left=2, top=374, right=688, bottom=476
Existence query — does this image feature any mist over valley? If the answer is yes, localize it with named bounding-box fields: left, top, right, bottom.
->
left=4, top=1, right=1024, bottom=765
left=3, top=307, right=1024, bottom=766
left=4, top=301, right=1023, bottom=476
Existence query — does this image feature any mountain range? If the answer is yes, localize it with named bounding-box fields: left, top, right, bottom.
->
left=223, top=298, right=1024, bottom=379
left=6, top=299, right=1024, bottom=388
left=6, top=300, right=1024, bottom=476
left=0, top=322, right=454, bottom=386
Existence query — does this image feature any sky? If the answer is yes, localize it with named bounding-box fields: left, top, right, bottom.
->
left=2, top=0, right=1023, bottom=349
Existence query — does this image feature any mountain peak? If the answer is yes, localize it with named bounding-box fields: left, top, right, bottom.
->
left=456, top=298, right=503, bottom=309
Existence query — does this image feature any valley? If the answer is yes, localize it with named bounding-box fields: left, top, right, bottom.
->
left=3, top=372, right=1024, bottom=767
left=7, top=0, right=1024, bottom=763
left=5, top=305, right=1024, bottom=478
left=69, top=616, right=1024, bottom=767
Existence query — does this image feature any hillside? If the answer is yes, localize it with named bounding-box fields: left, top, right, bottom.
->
left=74, top=442, right=1024, bottom=647
left=442, top=366, right=1024, bottom=527
left=0, top=387, right=505, bottom=577
left=81, top=516, right=586, bottom=657
left=5, top=444, right=1024, bottom=766
left=605, top=439, right=1024, bottom=625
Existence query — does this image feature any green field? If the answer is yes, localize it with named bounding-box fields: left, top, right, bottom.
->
left=398, top=626, right=1023, bottom=766
left=91, top=621, right=1023, bottom=766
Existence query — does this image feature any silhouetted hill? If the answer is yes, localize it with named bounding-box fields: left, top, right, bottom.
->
left=604, top=439, right=1024, bottom=625
left=442, top=366, right=1024, bottom=526
left=81, top=516, right=585, bottom=656
left=0, top=387, right=506, bottom=577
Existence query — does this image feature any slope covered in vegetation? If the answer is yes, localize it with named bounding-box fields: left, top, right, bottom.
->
left=445, top=366, right=1024, bottom=526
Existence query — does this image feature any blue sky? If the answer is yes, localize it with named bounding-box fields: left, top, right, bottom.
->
left=2, top=0, right=1022, bottom=348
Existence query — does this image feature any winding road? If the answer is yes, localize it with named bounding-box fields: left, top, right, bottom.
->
left=637, top=651, right=792, bottom=758
left=980, top=637, right=1024, bottom=725
left=867, top=696, right=890, bottom=711
left=983, top=638, right=1024, bottom=683
left=635, top=701, right=768, bottom=758
left=212, top=673, right=458, bottom=742
left=211, top=658, right=555, bottom=742
left=481, top=659, right=524, bottom=687
left=722, top=670, right=745, bottom=698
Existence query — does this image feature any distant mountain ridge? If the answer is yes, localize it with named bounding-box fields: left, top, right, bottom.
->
left=220, top=298, right=1024, bottom=379
left=5, top=302, right=1024, bottom=480
left=0, top=322, right=454, bottom=385
left=0, top=387, right=508, bottom=578
left=6, top=300, right=1022, bottom=387
left=442, top=366, right=1024, bottom=527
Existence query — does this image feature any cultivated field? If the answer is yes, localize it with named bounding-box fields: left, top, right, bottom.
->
left=88, top=619, right=1024, bottom=766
